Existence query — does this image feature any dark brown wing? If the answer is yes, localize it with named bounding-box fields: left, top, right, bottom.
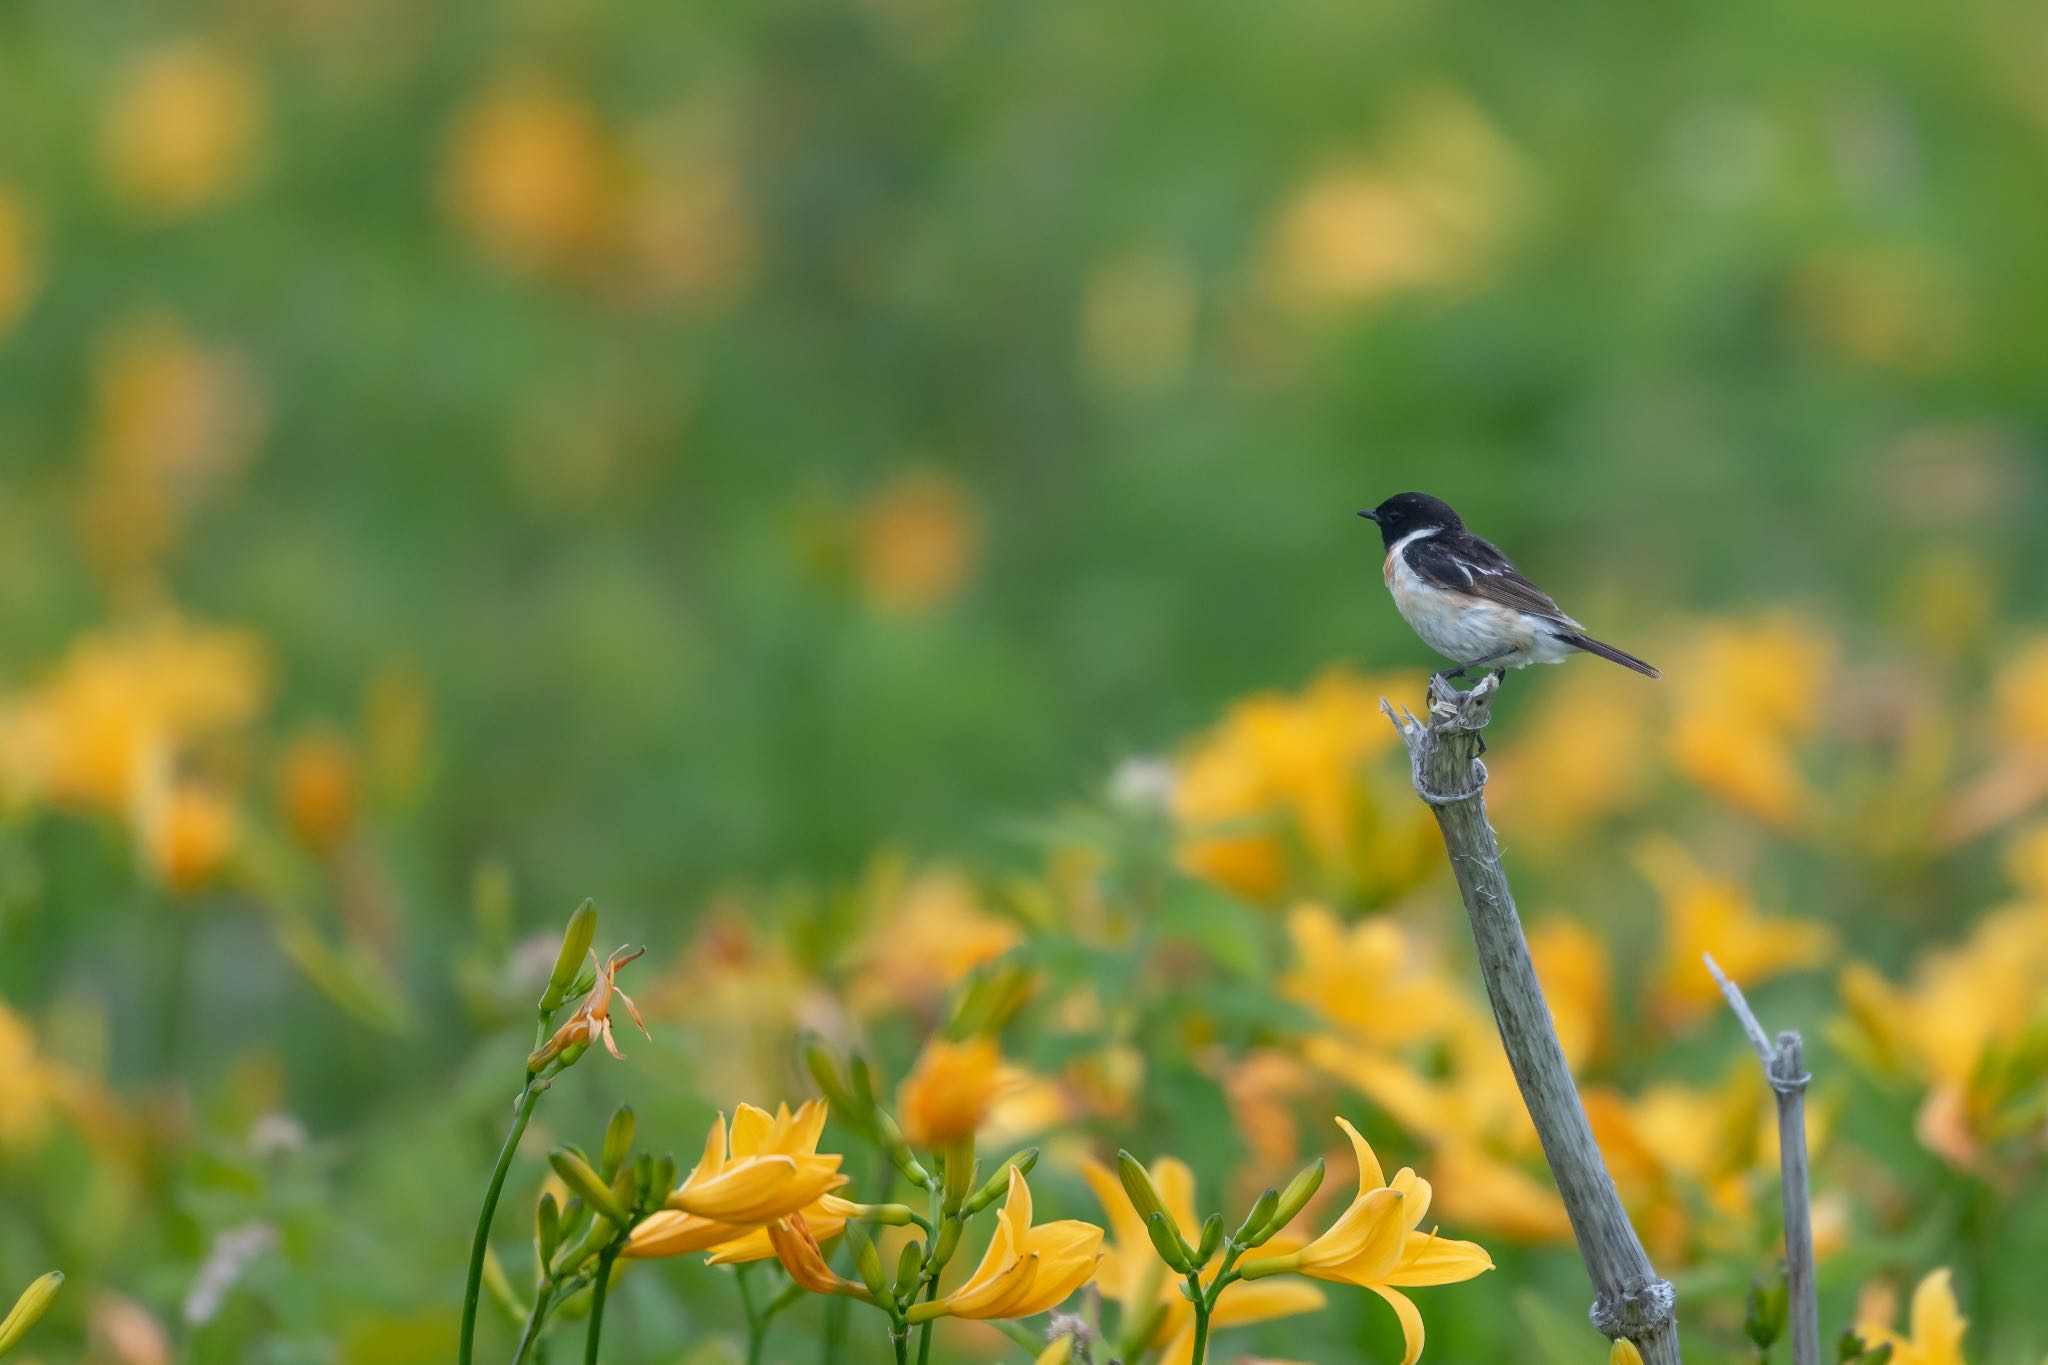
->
left=1408, top=533, right=1579, bottom=627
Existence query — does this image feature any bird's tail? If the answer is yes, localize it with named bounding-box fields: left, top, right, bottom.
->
left=1558, top=632, right=1660, bottom=679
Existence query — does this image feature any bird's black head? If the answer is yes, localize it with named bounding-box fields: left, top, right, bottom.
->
left=1358, top=492, right=1462, bottom=548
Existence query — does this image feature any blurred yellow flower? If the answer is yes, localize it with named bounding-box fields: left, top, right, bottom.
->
left=899, top=1036, right=1005, bottom=1147
left=1083, top=1153, right=1325, bottom=1365
left=1426, top=1143, right=1571, bottom=1243
left=1941, top=641, right=2048, bottom=846
left=1173, top=668, right=1436, bottom=906
left=1790, top=244, right=1969, bottom=376
left=100, top=40, right=263, bottom=217
left=1486, top=665, right=1654, bottom=847
left=1081, top=247, right=1196, bottom=394
left=139, top=777, right=236, bottom=894
left=664, top=1100, right=848, bottom=1223
left=1855, top=1268, right=1967, bottom=1365
left=278, top=729, right=357, bottom=859
left=908, top=1167, right=1101, bottom=1322
left=1280, top=904, right=1464, bottom=1047
left=846, top=862, right=1019, bottom=1015
left=1638, top=838, right=1831, bottom=1026
left=81, top=313, right=269, bottom=586
left=1837, top=903, right=2048, bottom=1167
left=0, top=1003, right=80, bottom=1149
left=1261, top=88, right=1527, bottom=316
left=442, top=70, right=620, bottom=277
left=0, top=188, right=34, bottom=337
left=1242, top=1119, right=1492, bottom=1365
left=1527, top=918, right=1611, bottom=1070
left=854, top=469, right=980, bottom=615
left=621, top=103, right=755, bottom=308
left=0, top=616, right=267, bottom=814
left=1667, top=616, right=1833, bottom=830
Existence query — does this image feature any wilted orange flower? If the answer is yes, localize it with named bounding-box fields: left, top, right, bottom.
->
left=278, top=730, right=356, bottom=858
left=899, top=1036, right=1005, bottom=1147
left=854, top=470, right=980, bottom=615
left=764, top=1211, right=868, bottom=1297
left=442, top=70, right=621, bottom=277
left=527, top=946, right=649, bottom=1071
left=908, top=1168, right=1101, bottom=1322
left=1638, top=838, right=1831, bottom=1025
left=1084, top=1153, right=1325, bottom=1365
left=100, top=40, right=262, bottom=218
left=1173, top=668, right=1437, bottom=906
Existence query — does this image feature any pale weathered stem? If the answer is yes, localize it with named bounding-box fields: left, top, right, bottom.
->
left=1704, top=954, right=1819, bottom=1365
left=1383, top=674, right=1680, bottom=1365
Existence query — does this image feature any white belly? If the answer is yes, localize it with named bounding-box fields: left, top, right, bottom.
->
left=1385, top=551, right=1573, bottom=668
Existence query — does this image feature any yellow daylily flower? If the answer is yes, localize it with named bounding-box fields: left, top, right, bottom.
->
left=664, top=1101, right=848, bottom=1224
left=1083, top=1153, right=1325, bottom=1365
left=1856, top=1268, right=1968, bottom=1365
left=1242, top=1120, right=1492, bottom=1365
left=625, top=1192, right=860, bottom=1262
left=909, top=1168, right=1102, bottom=1322
left=1638, top=838, right=1832, bottom=1025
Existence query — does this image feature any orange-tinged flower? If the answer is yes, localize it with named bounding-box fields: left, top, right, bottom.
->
left=909, top=1168, right=1102, bottom=1322
left=278, top=729, right=356, bottom=858
left=140, top=777, right=235, bottom=894
left=1485, top=665, right=1653, bottom=846
left=441, top=70, right=621, bottom=276
left=1855, top=1268, right=1968, bottom=1365
left=1666, top=616, right=1834, bottom=830
left=527, top=946, right=649, bottom=1071
left=854, top=469, right=980, bottom=615
left=663, top=1101, right=847, bottom=1224
left=100, top=40, right=263, bottom=218
left=845, top=861, right=1019, bottom=1016
left=765, top=1212, right=868, bottom=1298
left=1426, top=1143, right=1570, bottom=1244
left=1639, top=839, right=1831, bottom=1025
left=899, top=1037, right=1006, bottom=1148
left=1242, top=1120, right=1491, bottom=1365
left=1084, top=1154, right=1324, bottom=1364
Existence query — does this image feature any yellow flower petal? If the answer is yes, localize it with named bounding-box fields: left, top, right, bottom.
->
left=1368, top=1283, right=1426, bottom=1365
left=1380, top=1231, right=1495, bottom=1287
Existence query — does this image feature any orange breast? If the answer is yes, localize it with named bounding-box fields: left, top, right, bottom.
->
left=1382, top=550, right=1396, bottom=586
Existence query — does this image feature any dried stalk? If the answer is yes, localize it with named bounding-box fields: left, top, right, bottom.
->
left=1383, top=674, right=1680, bottom=1365
left=1705, top=954, right=1819, bottom=1365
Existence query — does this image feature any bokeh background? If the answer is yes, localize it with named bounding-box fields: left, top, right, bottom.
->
left=3, top=0, right=2046, bottom=1361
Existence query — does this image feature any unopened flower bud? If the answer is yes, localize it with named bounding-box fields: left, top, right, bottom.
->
left=872, top=1106, right=933, bottom=1188
left=942, top=1144, right=978, bottom=1214
left=536, top=1193, right=562, bottom=1260
left=892, top=1240, right=926, bottom=1299
left=0, top=1271, right=63, bottom=1357
left=963, top=1147, right=1039, bottom=1216
left=1233, top=1188, right=1280, bottom=1247
left=1145, top=1212, right=1194, bottom=1274
left=550, top=1149, right=631, bottom=1228
left=1194, top=1213, right=1223, bottom=1266
left=601, top=1106, right=635, bottom=1179
left=1263, top=1157, right=1325, bottom=1239
left=842, top=1222, right=893, bottom=1305
left=801, top=1035, right=868, bottom=1125
left=540, top=900, right=598, bottom=1013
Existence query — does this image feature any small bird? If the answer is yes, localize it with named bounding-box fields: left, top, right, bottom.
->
left=1360, top=492, right=1659, bottom=681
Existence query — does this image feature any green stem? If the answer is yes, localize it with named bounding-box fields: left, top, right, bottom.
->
left=892, top=1325, right=910, bottom=1365
left=738, top=1264, right=767, bottom=1365
left=914, top=1279, right=939, bottom=1365
left=510, top=1283, right=555, bottom=1365
left=990, top=1320, right=1045, bottom=1354
left=1187, top=1273, right=1211, bottom=1365
left=583, top=1249, right=619, bottom=1365
left=459, top=1084, right=543, bottom=1365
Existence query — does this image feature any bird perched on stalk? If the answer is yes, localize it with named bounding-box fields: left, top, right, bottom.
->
left=1360, top=492, right=1659, bottom=682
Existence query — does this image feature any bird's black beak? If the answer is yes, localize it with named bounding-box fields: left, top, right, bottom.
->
left=1357, top=509, right=1381, bottom=523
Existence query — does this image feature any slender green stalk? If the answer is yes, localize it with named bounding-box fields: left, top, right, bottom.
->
left=892, top=1324, right=910, bottom=1365
left=509, top=1283, right=555, bottom=1365
left=738, top=1263, right=767, bottom=1365
left=583, top=1249, right=620, bottom=1365
left=459, top=1085, right=542, bottom=1365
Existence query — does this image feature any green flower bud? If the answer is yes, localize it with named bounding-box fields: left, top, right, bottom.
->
left=1117, top=1151, right=1169, bottom=1226
left=962, top=1147, right=1039, bottom=1216
left=601, top=1105, right=635, bottom=1179
left=1233, top=1188, right=1280, bottom=1247
left=1745, top=1268, right=1789, bottom=1351
left=1146, top=1212, right=1194, bottom=1274
left=536, top=1193, right=562, bottom=1261
left=873, top=1106, right=933, bottom=1188
left=539, top=900, right=598, bottom=1013
left=942, top=1144, right=979, bottom=1214
left=0, top=1272, right=63, bottom=1358
left=931, top=1216, right=962, bottom=1265
left=852, top=1203, right=919, bottom=1227
left=843, top=1222, right=893, bottom=1305
left=550, top=1149, right=631, bottom=1228
left=1194, top=1213, right=1223, bottom=1267
left=893, top=1239, right=926, bottom=1299
left=801, top=1034, right=867, bottom=1124
left=1263, top=1157, right=1325, bottom=1239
